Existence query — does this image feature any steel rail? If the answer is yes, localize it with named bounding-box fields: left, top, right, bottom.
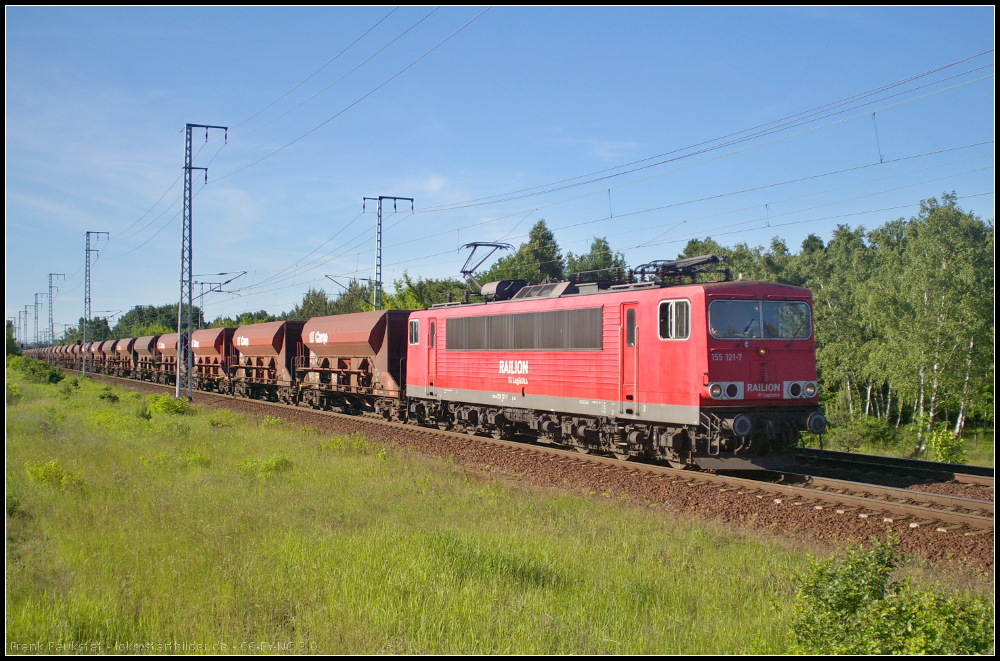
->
left=792, top=447, right=994, bottom=486
left=96, top=374, right=994, bottom=533
left=758, top=470, right=993, bottom=516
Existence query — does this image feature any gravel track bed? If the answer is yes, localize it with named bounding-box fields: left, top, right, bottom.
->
left=101, top=377, right=995, bottom=573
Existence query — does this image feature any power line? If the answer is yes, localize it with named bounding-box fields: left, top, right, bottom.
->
left=211, top=7, right=491, bottom=183
left=380, top=139, right=996, bottom=254
left=218, top=141, right=993, bottom=302
left=415, top=51, right=995, bottom=214
left=412, top=73, right=997, bottom=225
left=230, top=8, right=439, bottom=142
left=371, top=177, right=997, bottom=275
left=228, top=7, right=400, bottom=132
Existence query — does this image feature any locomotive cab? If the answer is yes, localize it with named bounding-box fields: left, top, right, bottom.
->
left=698, top=282, right=825, bottom=466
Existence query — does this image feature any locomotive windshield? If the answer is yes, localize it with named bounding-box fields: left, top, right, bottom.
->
left=709, top=300, right=811, bottom=340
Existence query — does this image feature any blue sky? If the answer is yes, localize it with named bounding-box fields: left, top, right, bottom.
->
left=6, top=6, right=994, bottom=337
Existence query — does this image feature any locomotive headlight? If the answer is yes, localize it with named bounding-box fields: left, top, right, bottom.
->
left=709, top=383, right=723, bottom=399
left=804, top=382, right=817, bottom=398
left=789, top=382, right=802, bottom=398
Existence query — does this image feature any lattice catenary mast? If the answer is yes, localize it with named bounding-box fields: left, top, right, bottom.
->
left=83, top=231, right=108, bottom=375
left=49, top=273, right=65, bottom=345
left=176, top=123, right=226, bottom=400
left=362, top=196, right=414, bottom=310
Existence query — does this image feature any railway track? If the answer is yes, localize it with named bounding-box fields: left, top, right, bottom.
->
left=791, top=447, right=994, bottom=487
left=97, top=374, right=993, bottom=536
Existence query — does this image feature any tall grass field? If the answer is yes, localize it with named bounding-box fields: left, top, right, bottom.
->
left=5, top=362, right=993, bottom=654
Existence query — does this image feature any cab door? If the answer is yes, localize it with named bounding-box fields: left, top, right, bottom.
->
left=426, top=318, right=437, bottom=392
left=620, top=303, right=638, bottom=412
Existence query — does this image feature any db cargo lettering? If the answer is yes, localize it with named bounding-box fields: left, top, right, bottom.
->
left=308, top=331, right=329, bottom=344
left=236, top=336, right=250, bottom=347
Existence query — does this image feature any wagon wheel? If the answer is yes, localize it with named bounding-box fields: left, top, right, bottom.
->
left=575, top=446, right=590, bottom=455
left=436, top=420, right=452, bottom=431
left=613, top=450, right=631, bottom=461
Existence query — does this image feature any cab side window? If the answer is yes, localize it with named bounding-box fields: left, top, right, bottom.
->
left=626, top=309, right=637, bottom=347
left=658, top=301, right=690, bottom=339
left=409, top=319, right=420, bottom=345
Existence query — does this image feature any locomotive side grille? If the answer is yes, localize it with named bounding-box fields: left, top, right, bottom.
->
left=447, top=307, right=602, bottom=351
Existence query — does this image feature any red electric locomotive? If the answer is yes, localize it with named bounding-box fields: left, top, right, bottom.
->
left=404, top=256, right=825, bottom=469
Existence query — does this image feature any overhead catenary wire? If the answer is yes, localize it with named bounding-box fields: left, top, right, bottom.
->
left=380, top=137, right=996, bottom=255
left=218, top=140, right=993, bottom=299
left=228, top=7, right=400, bottom=132
left=369, top=192, right=1000, bottom=278
left=207, top=192, right=998, bottom=320
left=51, top=47, right=992, bottom=322
left=215, top=163, right=993, bottom=308
left=367, top=71, right=997, bottom=253
left=60, top=14, right=406, bottom=265
left=230, top=8, right=440, bottom=142
left=414, top=53, right=995, bottom=214
left=210, top=7, right=491, bottom=183
left=71, top=47, right=990, bottom=283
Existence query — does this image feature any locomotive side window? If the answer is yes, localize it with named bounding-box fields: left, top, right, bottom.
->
left=625, top=309, right=637, bottom=347
left=408, top=319, right=420, bottom=345
left=429, top=322, right=435, bottom=348
left=658, top=300, right=690, bottom=340
left=446, top=307, right=602, bottom=351
left=709, top=300, right=811, bottom=340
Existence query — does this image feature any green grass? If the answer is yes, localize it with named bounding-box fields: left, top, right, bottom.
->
left=0, top=375, right=882, bottom=653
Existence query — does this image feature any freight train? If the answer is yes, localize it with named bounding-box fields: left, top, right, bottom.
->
left=30, top=255, right=826, bottom=470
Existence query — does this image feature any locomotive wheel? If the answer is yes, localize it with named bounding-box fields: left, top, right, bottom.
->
left=490, top=426, right=514, bottom=440
left=575, top=446, right=590, bottom=455
left=613, top=450, right=631, bottom=461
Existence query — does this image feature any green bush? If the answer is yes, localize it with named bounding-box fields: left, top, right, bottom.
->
left=825, top=415, right=896, bottom=452
left=318, top=433, right=373, bottom=454
left=261, top=415, right=286, bottom=429
left=140, top=447, right=210, bottom=471
left=207, top=409, right=241, bottom=427
left=41, top=407, right=66, bottom=434
left=852, top=415, right=895, bottom=446
left=7, top=356, right=64, bottom=384
left=145, top=394, right=191, bottom=415
left=25, top=459, right=82, bottom=490
left=6, top=380, right=22, bottom=404
left=97, top=387, right=119, bottom=403
left=790, top=538, right=993, bottom=654
left=926, top=427, right=968, bottom=464
left=236, top=455, right=293, bottom=480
